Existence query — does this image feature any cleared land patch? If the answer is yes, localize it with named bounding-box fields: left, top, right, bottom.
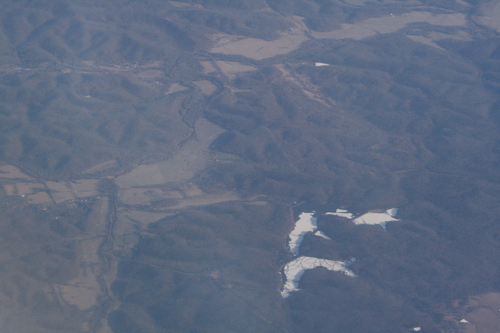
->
left=123, top=210, right=174, bottom=225
left=115, top=120, right=228, bottom=208
left=115, top=164, right=165, bottom=188
left=210, top=11, right=468, bottom=60
left=194, top=80, right=217, bottom=95
left=0, top=165, right=33, bottom=180
left=210, top=34, right=308, bottom=60
left=194, top=117, right=225, bottom=148
left=27, top=192, right=52, bottom=204
left=166, top=82, right=189, bottom=94
left=56, top=273, right=100, bottom=311
left=311, top=12, right=467, bottom=40
left=163, top=191, right=240, bottom=210
left=442, top=292, right=500, bottom=332
left=46, top=180, right=99, bottom=203
left=201, top=61, right=217, bottom=74
left=119, top=188, right=183, bottom=205
left=215, top=61, right=257, bottom=80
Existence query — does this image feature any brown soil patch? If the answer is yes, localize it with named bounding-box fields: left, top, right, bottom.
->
left=27, top=192, right=52, bottom=204
left=465, top=307, right=500, bottom=333
left=16, top=182, right=45, bottom=195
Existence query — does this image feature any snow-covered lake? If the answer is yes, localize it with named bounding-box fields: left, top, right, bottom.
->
left=352, top=208, right=399, bottom=230
left=287, top=212, right=318, bottom=256
left=326, top=208, right=399, bottom=230
left=281, top=256, right=356, bottom=298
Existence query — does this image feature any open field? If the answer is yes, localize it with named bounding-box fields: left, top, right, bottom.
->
left=210, top=11, right=469, bottom=60
left=0, top=165, right=33, bottom=180
left=211, top=34, right=309, bottom=60
left=193, top=79, right=217, bottom=95
left=441, top=292, right=500, bottom=333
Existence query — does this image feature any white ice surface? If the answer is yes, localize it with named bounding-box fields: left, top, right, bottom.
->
left=281, top=256, right=356, bottom=298
left=413, top=328, right=421, bottom=332
left=288, top=212, right=317, bottom=256
left=352, top=208, right=399, bottom=230
left=460, top=319, right=469, bottom=323
left=282, top=208, right=400, bottom=298
left=314, top=230, right=331, bottom=240
left=325, top=209, right=354, bottom=219
left=314, top=62, right=330, bottom=66
left=386, top=207, right=398, bottom=217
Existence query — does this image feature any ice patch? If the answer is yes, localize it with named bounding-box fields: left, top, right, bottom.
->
left=325, top=209, right=354, bottom=219
left=281, top=256, right=356, bottom=298
left=288, top=212, right=318, bottom=256
left=352, top=208, right=399, bottom=230
left=314, top=230, right=332, bottom=240
left=314, top=62, right=330, bottom=67
left=282, top=207, right=399, bottom=298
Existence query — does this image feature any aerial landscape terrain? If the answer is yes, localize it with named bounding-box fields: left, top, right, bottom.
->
left=1, top=0, right=500, bottom=332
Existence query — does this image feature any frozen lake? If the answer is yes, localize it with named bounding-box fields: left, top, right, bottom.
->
left=282, top=207, right=400, bottom=297
left=281, top=256, right=356, bottom=298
